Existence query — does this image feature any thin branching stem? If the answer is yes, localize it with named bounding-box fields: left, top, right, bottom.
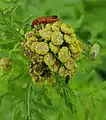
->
left=26, top=80, right=31, bottom=120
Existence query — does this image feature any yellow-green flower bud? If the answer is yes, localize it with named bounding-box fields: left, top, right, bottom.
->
left=61, top=23, right=73, bottom=34
left=52, top=21, right=61, bottom=31
left=44, top=73, right=56, bottom=85
left=25, top=40, right=32, bottom=47
left=24, top=47, right=33, bottom=58
left=64, top=34, right=75, bottom=44
left=59, top=66, right=69, bottom=77
left=36, top=42, right=49, bottom=55
left=49, top=42, right=60, bottom=54
left=36, top=55, right=44, bottom=63
left=72, top=53, right=81, bottom=60
left=39, top=29, right=52, bottom=42
left=31, top=42, right=38, bottom=52
left=58, top=47, right=71, bottom=63
left=45, top=23, right=52, bottom=30
left=69, top=44, right=78, bottom=54
left=51, top=31, right=63, bottom=45
left=25, top=31, right=33, bottom=39
left=48, top=60, right=60, bottom=72
left=33, top=64, right=43, bottom=75
left=31, top=55, right=44, bottom=63
left=32, top=28, right=40, bottom=38
left=26, top=36, right=38, bottom=47
left=0, top=58, right=12, bottom=70
left=64, top=58, right=75, bottom=70
left=69, top=40, right=82, bottom=54
left=69, top=67, right=76, bottom=76
left=32, top=42, right=49, bottom=55
left=28, top=36, right=38, bottom=42
left=44, top=52, right=56, bottom=66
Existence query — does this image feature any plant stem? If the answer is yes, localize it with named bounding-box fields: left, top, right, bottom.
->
left=27, top=80, right=31, bottom=120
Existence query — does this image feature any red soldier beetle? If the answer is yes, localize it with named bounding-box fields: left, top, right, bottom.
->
left=32, top=15, right=59, bottom=28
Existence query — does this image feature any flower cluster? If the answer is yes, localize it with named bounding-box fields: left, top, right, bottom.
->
left=0, top=58, right=12, bottom=70
left=22, top=21, right=82, bottom=84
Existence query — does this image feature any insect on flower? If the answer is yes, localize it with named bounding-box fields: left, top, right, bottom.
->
left=32, top=15, right=59, bottom=28
left=89, top=43, right=100, bottom=60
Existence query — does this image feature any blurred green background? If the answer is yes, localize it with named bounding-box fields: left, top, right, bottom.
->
left=0, top=0, right=106, bottom=120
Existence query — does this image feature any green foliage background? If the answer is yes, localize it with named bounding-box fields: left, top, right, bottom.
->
left=0, top=0, right=106, bottom=120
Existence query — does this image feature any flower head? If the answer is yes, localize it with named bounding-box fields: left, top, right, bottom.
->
left=22, top=20, right=83, bottom=85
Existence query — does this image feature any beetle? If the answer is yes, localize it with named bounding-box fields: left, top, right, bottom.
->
left=32, top=15, right=59, bottom=28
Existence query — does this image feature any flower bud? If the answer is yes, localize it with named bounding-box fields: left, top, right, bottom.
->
left=58, top=47, right=71, bottom=63
left=44, top=52, right=56, bottom=66
left=48, top=60, right=60, bottom=72
left=52, top=21, right=61, bottom=31
left=39, top=29, right=52, bottom=42
left=64, top=58, right=75, bottom=70
left=34, top=42, right=49, bottom=55
left=59, top=66, right=69, bottom=78
left=49, top=42, right=60, bottom=54
left=51, top=31, right=63, bottom=45
left=61, top=23, right=73, bottom=34
left=64, top=34, right=75, bottom=44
